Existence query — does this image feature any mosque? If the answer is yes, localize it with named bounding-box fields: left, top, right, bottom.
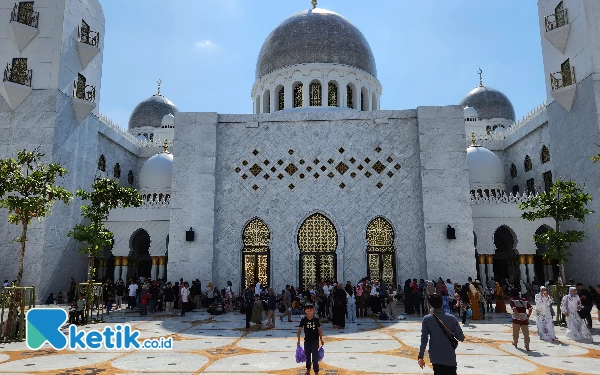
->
left=0, top=0, right=599, bottom=300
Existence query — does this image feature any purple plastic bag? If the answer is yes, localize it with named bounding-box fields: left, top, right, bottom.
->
left=295, top=346, right=306, bottom=363
left=318, top=346, right=324, bottom=362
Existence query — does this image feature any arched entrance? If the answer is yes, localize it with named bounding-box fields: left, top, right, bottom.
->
left=130, top=229, right=151, bottom=279
left=366, top=217, right=395, bottom=285
left=241, top=218, right=270, bottom=290
left=493, top=226, right=519, bottom=284
left=298, top=213, right=337, bottom=290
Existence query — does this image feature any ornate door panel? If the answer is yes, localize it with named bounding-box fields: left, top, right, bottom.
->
left=298, top=213, right=338, bottom=290
left=366, top=217, right=396, bottom=285
left=242, top=218, right=270, bottom=289
left=10, top=58, right=28, bottom=86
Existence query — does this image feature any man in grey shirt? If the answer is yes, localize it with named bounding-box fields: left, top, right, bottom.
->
left=418, top=294, right=464, bottom=375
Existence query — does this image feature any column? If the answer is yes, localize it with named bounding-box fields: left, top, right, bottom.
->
left=518, top=255, right=527, bottom=284
left=284, top=82, right=292, bottom=110
left=97, top=259, right=105, bottom=280
left=544, top=258, right=554, bottom=282
left=270, top=86, right=277, bottom=113
left=87, top=257, right=94, bottom=279
left=151, top=257, right=158, bottom=281
left=478, top=255, right=487, bottom=284
left=339, top=81, right=347, bottom=108
left=113, top=256, right=122, bottom=282
left=121, top=257, right=129, bottom=282
left=486, top=255, right=494, bottom=283
left=302, top=79, right=309, bottom=108
left=526, top=255, right=535, bottom=284
left=158, top=256, right=166, bottom=280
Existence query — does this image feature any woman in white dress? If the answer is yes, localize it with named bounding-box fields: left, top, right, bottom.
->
left=535, top=287, right=558, bottom=341
left=560, top=287, right=593, bottom=341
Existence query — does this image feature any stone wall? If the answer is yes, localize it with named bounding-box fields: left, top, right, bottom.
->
left=207, top=110, right=424, bottom=293
left=417, top=106, right=476, bottom=284
left=546, top=75, right=600, bottom=285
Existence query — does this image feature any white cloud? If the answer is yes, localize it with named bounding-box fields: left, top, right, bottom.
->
left=195, top=40, right=220, bottom=52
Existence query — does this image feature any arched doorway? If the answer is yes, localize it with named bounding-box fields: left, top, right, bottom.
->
left=130, top=229, right=151, bottom=279
left=298, top=213, right=337, bottom=290
left=493, top=226, right=519, bottom=284
left=241, top=218, right=270, bottom=290
left=533, top=225, right=559, bottom=284
left=366, top=217, right=395, bottom=285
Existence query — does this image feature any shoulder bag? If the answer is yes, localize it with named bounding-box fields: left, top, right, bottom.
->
left=432, top=312, right=459, bottom=349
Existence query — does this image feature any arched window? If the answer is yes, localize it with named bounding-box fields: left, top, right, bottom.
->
left=293, top=83, right=303, bottom=108
left=298, top=213, right=337, bottom=289
left=361, top=87, right=368, bottom=111
left=98, top=155, right=106, bottom=171
left=372, top=93, right=377, bottom=110
left=113, top=163, right=121, bottom=178
left=346, top=85, right=353, bottom=109
left=524, top=155, right=532, bottom=172
left=510, top=164, right=517, bottom=179
left=127, top=170, right=134, bottom=185
left=328, top=82, right=338, bottom=107
left=242, top=218, right=270, bottom=289
left=541, top=145, right=550, bottom=164
left=309, top=81, right=321, bottom=106
left=278, top=86, right=284, bottom=111
left=366, top=217, right=395, bottom=285
left=360, top=91, right=364, bottom=111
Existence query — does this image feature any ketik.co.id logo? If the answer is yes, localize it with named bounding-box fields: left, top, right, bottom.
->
left=26, top=308, right=172, bottom=350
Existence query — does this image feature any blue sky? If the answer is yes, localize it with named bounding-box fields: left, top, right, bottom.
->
left=98, top=0, right=546, bottom=128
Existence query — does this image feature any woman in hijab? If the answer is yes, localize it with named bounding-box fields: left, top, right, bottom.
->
left=468, top=283, right=481, bottom=320
left=332, top=283, right=347, bottom=329
left=535, top=286, right=558, bottom=341
left=560, top=287, right=592, bottom=341
left=423, top=281, right=436, bottom=314
left=495, top=282, right=507, bottom=313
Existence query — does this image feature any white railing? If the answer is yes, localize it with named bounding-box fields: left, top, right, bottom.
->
left=471, top=191, right=537, bottom=205
left=97, top=113, right=142, bottom=146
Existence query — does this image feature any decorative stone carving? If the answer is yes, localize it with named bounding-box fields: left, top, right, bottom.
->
left=9, top=20, right=38, bottom=51
left=0, top=80, right=32, bottom=110
left=550, top=83, right=576, bottom=112
left=544, top=23, right=570, bottom=54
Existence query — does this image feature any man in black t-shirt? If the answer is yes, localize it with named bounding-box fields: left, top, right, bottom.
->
left=297, top=304, right=324, bottom=375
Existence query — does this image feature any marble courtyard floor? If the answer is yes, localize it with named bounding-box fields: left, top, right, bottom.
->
left=0, top=307, right=598, bottom=375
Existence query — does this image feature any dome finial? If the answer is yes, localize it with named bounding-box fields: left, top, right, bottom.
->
left=471, top=131, right=477, bottom=147
left=162, top=139, right=170, bottom=153
left=157, top=79, right=162, bottom=96
left=311, top=0, right=317, bottom=9
left=477, top=67, right=483, bottom=87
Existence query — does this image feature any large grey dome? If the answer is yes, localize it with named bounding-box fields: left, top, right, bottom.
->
left=255, top=8, right=376, bottom=80
left=459, top=86, right=515, bottom=121
left=128, top=95, right=179, bottom=130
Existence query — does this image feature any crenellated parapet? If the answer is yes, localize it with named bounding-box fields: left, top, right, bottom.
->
left=470, top=191, right=537, bottom=205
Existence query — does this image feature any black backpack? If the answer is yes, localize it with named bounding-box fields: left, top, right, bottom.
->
left=379, top=312, right=388, bottom=320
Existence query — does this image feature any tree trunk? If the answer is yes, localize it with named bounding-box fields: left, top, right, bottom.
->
left=560, top=263, right=566, bottom=284
left=15, top=221, right=28, bottom=286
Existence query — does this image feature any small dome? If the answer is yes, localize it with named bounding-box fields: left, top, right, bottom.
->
left=136, top=134, right=148, bottom=142
left=466, top=146, right=505, bottom=188
left=460, top=86, right=515, bottom=121
left=128, top=95, right=179, bottom=130
left=256, top=8, right=376, bottom=79
left=464, top=106, right=478, bottom=119
left=161, top=113, right=175, bottom=127
left=139, top=152, right=173, bottom=190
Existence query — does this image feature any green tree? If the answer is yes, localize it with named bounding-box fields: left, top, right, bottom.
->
left=68, top=177, right=142, bottom=258
left=518, top=180, right=593, bottom=281
left=0, top=149, right=72, bottom=286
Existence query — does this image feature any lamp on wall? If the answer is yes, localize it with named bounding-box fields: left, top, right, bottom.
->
left=446, top=225, right=456, bottom=240
left=185, top=227, right=194, bottom=242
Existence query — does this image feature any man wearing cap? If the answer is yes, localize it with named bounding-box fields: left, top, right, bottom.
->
left=297, top=303, right=324, bottom=375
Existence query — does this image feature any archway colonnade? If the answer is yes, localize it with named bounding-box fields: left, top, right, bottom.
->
left=474, top=224, right=557, bottom=286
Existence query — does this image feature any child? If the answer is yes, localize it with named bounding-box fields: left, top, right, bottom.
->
left=485, top=286, right=494, bottom=313
left=297, top=304, right=324, bottom=375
